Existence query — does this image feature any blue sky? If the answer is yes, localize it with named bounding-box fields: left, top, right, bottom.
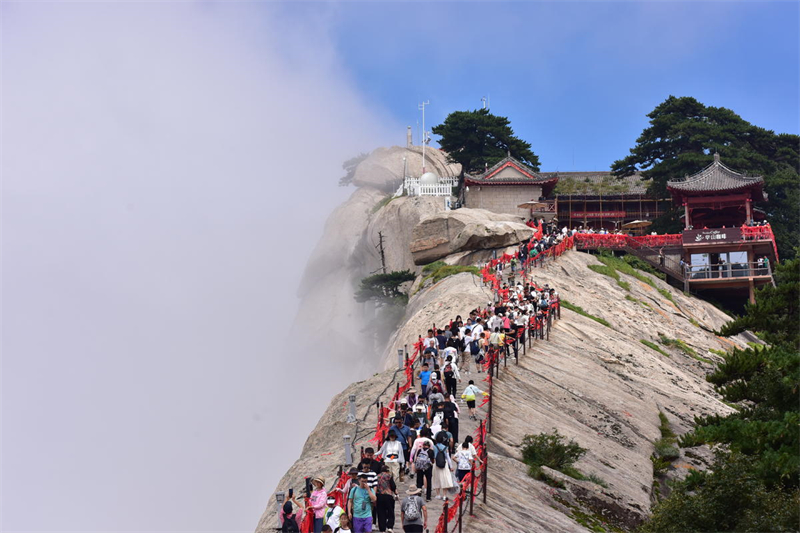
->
left=322, top=1, right=799, bottom=171
left=2, top=2, right=797, bottom=532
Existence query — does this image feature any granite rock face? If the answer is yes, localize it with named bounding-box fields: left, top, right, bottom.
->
left=261, top=249, right=748, bottom=533
left=351, top=145, right=460, bottom=191
left=409, top=208, right=533, bottom=264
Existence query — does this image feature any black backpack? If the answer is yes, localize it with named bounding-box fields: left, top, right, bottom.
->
left=435, top=444, right=447, bottom=468
left=282, top=516, right=299, bottom=533
left=469, top=339, right=480, bottom=354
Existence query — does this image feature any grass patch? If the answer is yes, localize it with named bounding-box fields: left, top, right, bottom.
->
left=561, top=300, right=613, bottom=328
left=586, top=473, right=609, bottom=488
left=659, top=335, right=696, bottom=356
left=689, top=316, right=701, bottom=327
left=421, top=260, right=447, bottom=274
left=415, top=261, right=480, bottom=294
left=626, top=294, right=651, bottom=308
left=596, top=252, right=658, bottom=288
left=371, top=195, right=397, bottom=213
left=622, top=254, right=666, bottom=280
left=652, top=412, right=679, bottom=476
left=709, top=348, right=728, bottom=357
left=641, top=339, right=670, bottom=357
left=522, top=430, right=587, bottom=482
left=657, top=287, right=677, bottom=304
left=617, top=280, right=631, bottom=291
left=588, top=264, right=620, bottom=280
left=554, top=495, right=625, bottom=533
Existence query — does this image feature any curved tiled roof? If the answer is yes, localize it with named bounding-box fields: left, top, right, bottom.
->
left=667, top=153, right=764, bottom=197
left=464, top=156, right=557, bottom=186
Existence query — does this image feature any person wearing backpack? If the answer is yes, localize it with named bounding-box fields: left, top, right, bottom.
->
left=400, top=487, right=427, bottom=533
left=323, top=497, right=344, bottom=532
left=348, top=473, right=376, bottom=533
left=431, top=436, right=454, bottom=500
left=375, top=465, right=397, bottom=533
left=442, top=358, right=459, bottom=399
left=280, top=499, right=302, bottom=533
left=412, top=441, right=434, bottom=501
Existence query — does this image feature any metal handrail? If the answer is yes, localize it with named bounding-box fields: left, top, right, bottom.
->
left=685, top=261, right=772, bottom=280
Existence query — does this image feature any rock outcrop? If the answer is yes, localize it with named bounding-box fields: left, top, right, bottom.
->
left=351, top=145, right=460, bottom=191
left=260, top=249, right=747, bottom=533
left=409, top=209, right=533, bottom=264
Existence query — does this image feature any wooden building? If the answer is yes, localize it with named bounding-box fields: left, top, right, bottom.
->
left=667, top=153, right=777, bottom=303
left=463, top=156, right=559, bottom=219
left=548, top=172, right=667, bottom=231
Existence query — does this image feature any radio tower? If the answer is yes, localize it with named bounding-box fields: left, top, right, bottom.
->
left=418, top=101, right=430, bottom=173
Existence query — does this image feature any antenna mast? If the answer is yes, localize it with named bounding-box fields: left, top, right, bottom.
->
left=418, top=101, right=430, bottom=173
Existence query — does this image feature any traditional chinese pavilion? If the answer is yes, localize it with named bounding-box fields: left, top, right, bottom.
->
left=463, top=156, right=559, bottom=218
left=667, top=153, right=777, bottom=302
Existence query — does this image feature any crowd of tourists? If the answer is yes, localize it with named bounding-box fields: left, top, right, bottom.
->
left=279, top=231, right=564, bottom=533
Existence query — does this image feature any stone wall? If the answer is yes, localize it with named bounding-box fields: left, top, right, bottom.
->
left=465, top=184, right=543, bottom=218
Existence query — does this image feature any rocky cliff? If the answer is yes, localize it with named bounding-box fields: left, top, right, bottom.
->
left=261, top=147, right=747, bottom=532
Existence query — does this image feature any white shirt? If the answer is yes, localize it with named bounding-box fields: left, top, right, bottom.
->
left=471, top=324, right=484, bottom=337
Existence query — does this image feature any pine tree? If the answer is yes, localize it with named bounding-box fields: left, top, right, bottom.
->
left=432, top=108, right=539, bottom=180
left=612, top=96, right=799, bottom=259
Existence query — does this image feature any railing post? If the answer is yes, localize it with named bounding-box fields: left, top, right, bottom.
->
left=458, top=485, right=464, bottom=533
left=469, top=460, right=476, bottom=516
left=487, top=373, right=493, bottom=434
left=482, top=443, right=488, bottom=504
left=443, top=498, right=449, bottom=530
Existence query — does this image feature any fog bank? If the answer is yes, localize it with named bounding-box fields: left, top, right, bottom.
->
left=2, top=4, right=396, bottom=531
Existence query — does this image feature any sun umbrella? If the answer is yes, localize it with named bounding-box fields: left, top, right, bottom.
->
left=622, top=220, right=653, bottom=229
left=517, top=200, right=548, bottom=210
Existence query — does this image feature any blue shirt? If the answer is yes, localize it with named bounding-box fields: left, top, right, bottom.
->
left=420, top=370, right=431, bottom=386
left=388, top=424, right=411, bottom=450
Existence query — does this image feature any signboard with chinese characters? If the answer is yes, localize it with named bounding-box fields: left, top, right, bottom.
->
left=683, top=228, right=743, bottom=244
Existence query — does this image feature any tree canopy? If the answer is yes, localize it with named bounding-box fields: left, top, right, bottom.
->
left=339, top=152, right=369, bottom=187
left=612, top=96, right=799, bottom=259
left=642, top=257, right=800, bottom=531
left=432, top=108, right=539, bottom=178
left=354, top=270, right=415, bottom=306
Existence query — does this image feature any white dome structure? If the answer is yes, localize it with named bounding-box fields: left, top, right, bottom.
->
left=420, top=171, right=440, bottom=185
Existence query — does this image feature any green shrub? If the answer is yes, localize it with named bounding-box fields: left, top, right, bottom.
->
left=371, top=195, right=396, bottom=213
left=587, top=473, right=609, bottom=488
left=626, top=295, right=651, bottom=308
left=622, top=254, right=666, bottom=279
left=588, top=264, right=620, bottom=280
left=654, top=440, right=680, bottom=461
left=421, top=260, right=447, bottom=274
left=658, top=335, right=696, bottom=356
left=658, top=287, right=676, bottom=304
left=561, top=300, right=613, bottom=328
left=416, top=261, right=480, bottom=293
left=596, top=252, right=657, bottom=288
left=641, top=339, right=669, bottom=357
left=522, top=430, right=587, bottom=482
left=651, top=411, right=679, bottom=476
left=658, top=412, right=675, bottom=439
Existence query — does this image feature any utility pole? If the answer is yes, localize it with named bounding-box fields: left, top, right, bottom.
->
left=377, top=231, right=387, bottom=274
left=418, top=101, right=429, bottom=173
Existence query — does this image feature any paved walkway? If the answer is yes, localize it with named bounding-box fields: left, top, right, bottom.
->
left=381, top=367, right=487, bottom=533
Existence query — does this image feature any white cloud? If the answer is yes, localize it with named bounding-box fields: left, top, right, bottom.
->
left=2, top=3, right=397, bottom=531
